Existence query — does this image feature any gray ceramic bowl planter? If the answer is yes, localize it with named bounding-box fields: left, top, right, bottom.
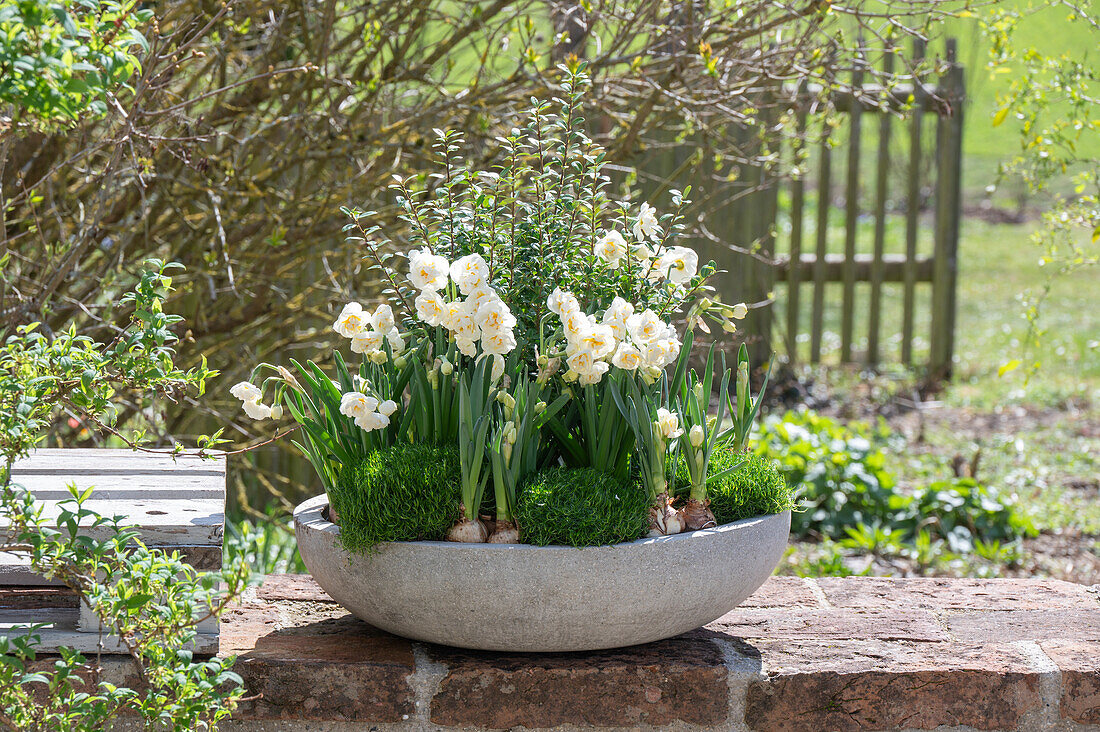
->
left=293, top=493, right=791, bottom=652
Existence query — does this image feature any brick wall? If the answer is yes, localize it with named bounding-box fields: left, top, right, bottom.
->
left=212, top=574, right=1100, bottom=731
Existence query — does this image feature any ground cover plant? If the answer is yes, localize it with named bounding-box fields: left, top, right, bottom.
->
left=229, top=66, right=793, bottom=548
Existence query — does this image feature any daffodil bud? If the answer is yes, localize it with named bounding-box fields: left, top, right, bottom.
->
left=497, top=392, right=516, bottom=411
left=440, top=357, right=454, bottom=376
left=502, top=442, right=513, bottom=464
left=537, top=354, right=549, bottom=367
left=731, top=302, right=749, bottom=320
left=504, top=422, right=517, bottom=445
left=534, top=401, right=546, bottom=414
left=721, top=318, right=738, bottom=333
left=563, top=369, right=579, bottom=383
left=270, top=404, right=284, bottom=420
left=737, top=360, right=749, bottom=416
left=689, top=424, right=705, bottom=448
left=369, top=349, right=388, bottom=365
left=427, top=368, right=440, bottom=389
left=693, top=382, right=704, bottom=401
left=700, top=297, right=714, bottom=311
left=393, top=355, right=407, bottom=369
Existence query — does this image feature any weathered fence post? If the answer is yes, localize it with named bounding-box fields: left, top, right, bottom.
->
left=930, top=39, right=964, bottom=379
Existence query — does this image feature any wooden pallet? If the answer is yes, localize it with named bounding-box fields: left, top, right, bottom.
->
left=0, top=449, right=225, bottom=653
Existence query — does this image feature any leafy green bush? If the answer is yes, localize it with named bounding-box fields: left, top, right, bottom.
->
left=757, top=410, right=1034, bottom=549
left=330, top=443, right=461, bottom=552
left=515, top=468, right=650, bottom=547
left=755, top=410, right=896, bottom=538
left=0, top=0, right=153, bottom=127
left=907, top=478, right=1036, bottom=552
left=707, top=450, right=794, bottom=526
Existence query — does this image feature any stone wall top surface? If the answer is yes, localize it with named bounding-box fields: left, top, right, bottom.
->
left=210, top=574, right=1100, bottom=732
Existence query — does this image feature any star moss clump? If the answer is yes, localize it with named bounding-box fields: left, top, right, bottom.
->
left=706, top=449, right=794, bottom=526
left=329, top=442, right=461, bottom=552
left=515, top=467, right=650, bottom=547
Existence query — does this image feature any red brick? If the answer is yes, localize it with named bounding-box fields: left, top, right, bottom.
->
left=948, top=609, right=1100, bottom=643
left=429, top=638, right=727, bottom=728
left=255, top=574, right=331, bottom=603
left=221, top=601, right=415, bottom=722
left=740, top=576, right=823, bottom=609
left=708, top=608, right=949, bottom=642
left=818, top=577, right=1098, bottom=611
left=744, top=640, right=1043, bottom=731
left=1040, top=641, right=1100, bottom=725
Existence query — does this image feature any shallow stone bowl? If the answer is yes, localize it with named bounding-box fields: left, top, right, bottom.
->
left=294, top=493, right=791, bottom=652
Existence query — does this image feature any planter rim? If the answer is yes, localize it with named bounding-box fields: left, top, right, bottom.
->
left=293, top=491, right=789, bottom=550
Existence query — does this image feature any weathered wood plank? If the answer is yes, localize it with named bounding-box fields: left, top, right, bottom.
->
left=785, top=81, right=809, bottom=363
left=0, top=545, right=222, bottom=586
left=776, top=252, right=935, bottom=282
left=902, top=38, right=927, bottom=366
left=930, top=40, right=964, bottom=379
left=9, top=474, right=223, bottom=499
left=11, top=449, right=225, bottom=474
left=0, top=607, right=218, bottom=654
left=77, top=601, right=219, bottom=635
left=840, top=59, right=864, bottom=363
left=868, top=51, right=894, bottom=366
left=810, top=126, right=832, bottom=364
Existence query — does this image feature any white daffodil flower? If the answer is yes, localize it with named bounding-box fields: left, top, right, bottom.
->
left=547, top=287, right=579, bottom=316
left=378, top=399, right=398, bottom=417
left=333, top=302, right=370, bottom=338
left=370, top=303, right=395, bottom=333
left=602, top=296, right=635, bottom=341
left=562, top=308, right=591, bottom=344
left=386, top=329, right=405, bottom=355
left=566, top=350, right=596, bottom=375
left=230, top=381, right=262, bottom=402
left=575, top=323, right=616, bottom=360
left=449, top=253, right=490, bottom=295
left=656, top=408, right=683, bottom=440
left=481, top=328, right=517, bottom=356
left=490, top=353, right=505, bottom=382
left=242, top=399, right=272, bottom=420
left=464, top=286, right=497, bottom=312
left=632, top=202, right=660, bottom=241
left=655, top=246, right=699, bottom=285
left=594, top=230, right=628, bottom=267
left=444, top=299, right=479, bottom=341
left=355, top=411, right=389, bottom=432
left=611, top=342, right=642, bottom=371
left=455, top=337, right=478, bottom=358
left=626, top=309, right=664, bottom=345
left=350, top=330, right=385, bottom=354
left=576, top=361, right=609, bottom=386
left=339, top=391, right=378, bottom=420
left=415, top=289, right=447, bottom=326
left=476, top=298, right=517, bottom=335
left=408, top=247, right=449, bottom=291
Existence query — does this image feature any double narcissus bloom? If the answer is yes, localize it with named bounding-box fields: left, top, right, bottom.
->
left=550, top=284, right=681, bottom=387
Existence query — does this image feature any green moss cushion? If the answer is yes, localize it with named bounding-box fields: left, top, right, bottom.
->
left=515, top=467, right=650, bottom=547
left=707, top=449, right=795, bottom=526
left=329, top=442, right=461, bottom=552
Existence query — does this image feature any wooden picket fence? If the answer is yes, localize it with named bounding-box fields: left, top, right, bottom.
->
left=777, top=38, right=963, bottom=376
left=649, top=39, right=965, bottom=377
